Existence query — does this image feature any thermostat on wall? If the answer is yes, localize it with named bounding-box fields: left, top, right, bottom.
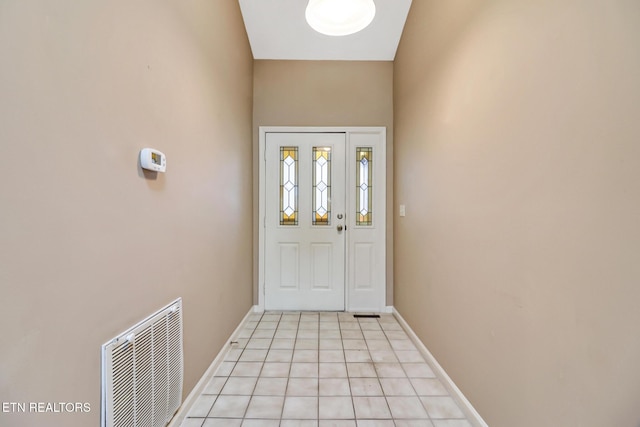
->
left=140, top=148, right=166, bottom=172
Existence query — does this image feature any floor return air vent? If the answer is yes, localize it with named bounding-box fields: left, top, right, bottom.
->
left=101, top=298, right=183, bottom=427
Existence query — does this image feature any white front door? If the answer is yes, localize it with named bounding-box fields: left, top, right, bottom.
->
left=261, top=127, right=387, bottom=312
left=265, top=133, right=346, bottom=311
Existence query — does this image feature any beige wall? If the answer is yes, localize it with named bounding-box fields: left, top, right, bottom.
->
left=394, top=1, right=640, bottom=426
left=0, top=1, right=253, bottom=426
left=253, top=60, right=395, bottom=305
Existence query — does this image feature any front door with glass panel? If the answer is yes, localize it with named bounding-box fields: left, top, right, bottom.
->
left=265, top=133, right=346, bottom=311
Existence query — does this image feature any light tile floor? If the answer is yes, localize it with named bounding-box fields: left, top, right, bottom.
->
left=181, top=312, right=472, bottom=427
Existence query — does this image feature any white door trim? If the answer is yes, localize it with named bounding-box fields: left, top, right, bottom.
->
left=258, top=126, right=386, bottom=312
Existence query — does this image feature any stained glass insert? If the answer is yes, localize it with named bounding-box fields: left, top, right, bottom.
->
left=280, top=146, right=298, bottom=225
left=356, top=147, right=372, bottom=226
left=313, top=147, right=331, bottom=225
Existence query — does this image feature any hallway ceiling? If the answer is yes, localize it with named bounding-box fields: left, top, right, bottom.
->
left=238, top=0, right=412, bottom=61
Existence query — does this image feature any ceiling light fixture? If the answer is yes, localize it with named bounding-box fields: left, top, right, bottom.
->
left=305, top=0, right=376, bottom=37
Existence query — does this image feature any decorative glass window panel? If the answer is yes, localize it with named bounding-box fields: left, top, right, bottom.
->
left=356, top=147, right=372, bottom=226
left=312, top=147, right=331, bottom=225
left=280, top=147, right=298, bottom=225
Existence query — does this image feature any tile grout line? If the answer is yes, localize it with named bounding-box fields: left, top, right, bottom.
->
left=242, top=311, right=281, bottom=422
left=380, top=315, right=435, bottom=422
left=204, top=311, right=264, bottom=420
left=341, top=312, right=358, bottom=424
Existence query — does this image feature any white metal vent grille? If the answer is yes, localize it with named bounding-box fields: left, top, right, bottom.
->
left=102, top=298, right=183, bottom=427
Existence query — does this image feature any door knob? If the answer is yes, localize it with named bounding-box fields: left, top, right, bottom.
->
left=337, top=225, right=343, bottom=232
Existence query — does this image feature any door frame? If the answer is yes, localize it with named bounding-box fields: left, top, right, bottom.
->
left=258, top=126, right=386, bottom=312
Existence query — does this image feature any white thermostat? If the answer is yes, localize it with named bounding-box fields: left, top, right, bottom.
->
left=140, top=148, right=166, bottom=172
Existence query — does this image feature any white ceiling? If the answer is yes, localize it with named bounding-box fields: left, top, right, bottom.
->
left=238, top=0, right=413, bottom=61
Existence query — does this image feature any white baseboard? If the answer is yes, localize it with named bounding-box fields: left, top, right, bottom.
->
left=392, top=307, right=489, bottom=427
left=167, top=305, right=258, bottom=427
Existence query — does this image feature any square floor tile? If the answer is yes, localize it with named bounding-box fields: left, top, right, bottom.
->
left=349, top=378, right=383, bottom=396
left=240, top=349, right=268, bottom=362
left=420, top=396, right=465, bottom=419
left=247, top=339, right=272, bottom=350
left=221, top=377, right=258, bottom=395
left=319, top=421, right=356, bottom=427
left=319, top=350, right=345, bottom=363
left=281, top=421, right=318, bottom=427
left=343, top=339, right=367, bottom=350
left=275, top=329, right=298, bottom=339
left=281, top=313, right=301, bottom=321
left=386, top=396, right=429, bottom=419
left=374, top=363, right=406, bottom=378
left=225, top=348, right=244, bottom=361
left=253, top=377, right=288, bottom=396
left=232, top=339, right=248, bottom=349
left=359, top=322, right=382, bottom=331
left=252, top=329, right=276, bottom=339
left=282, top=396, right=318, bottom=419
left=294, top=349, right=319, bottom=363
left=215, top=362, right=236, bottom=377
left=390, top=340, right=417, bottom=351
left=346, top=363, right=377, bottom=378
left=320, top=329, right=342, bottom=339
left=241, top=419, right=280, bottom=427
left=393, top=420, right=435, bottom=427
left=256, top=321, right=278, bottom=330
left=341, top=330, right=365, bottom=340
left=319, top=378, right=351, bottom=396
left=290, top=362, right=319, bottom=378
left=355, top=421, right=395, bottom=427
left=296, top=339, right=320, bottom=349
left=410, top=378, right=448, bottom=396
left=237, top=329, right=254, bottom=339
left=271, top=339, right=296, bottom=349
left=278, top=321, right=300, bottom=330
left=202, top=419, right=242, bottom=427
left=319, top=322, right=340, bottom=330
left=362, top=331, right=387, bottom=340
left=260, top=362, right=290, bottom=378
left=320, top=339, right=343, bottom=350
left=298, top=330, right=320, bottom=340
left=319, top=362, right=348, bottom=378
left=187, top=395, right=216, bottom=417
left=244, top=396, right=284, bottom=419
left=203, top=376, right=226, bottom=395
left=380, top=378, right=416, bottom=396
left=265, top=349, right=293, bottom=362
left=231, top=362, right=263, bottom=377
left=369, top=350, right=398, bottom=363
left=352, top=396, right=391, bottom=419
left=366, top=340, right=392, bottom=351
left=345, top=350, right=372, bottom=363
left=402, top=363, right=435, bottom=378
left=287, top=378, right=319, bottom=396
left=431, top=421, right=472, bottom=427
left=384, top=331, right=409, bottom=340
left=209, top=395, right=251, bottom=418
left=299, top=321, right=319, bottom=330
left=395, top=351, right=425, bottom=363
left=319, top=396, right=354, bottom=419
left=339, top=322, right=361, bottom=330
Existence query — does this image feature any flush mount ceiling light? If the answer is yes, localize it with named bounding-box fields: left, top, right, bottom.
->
left=305, top=0, right=376, bottom=36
